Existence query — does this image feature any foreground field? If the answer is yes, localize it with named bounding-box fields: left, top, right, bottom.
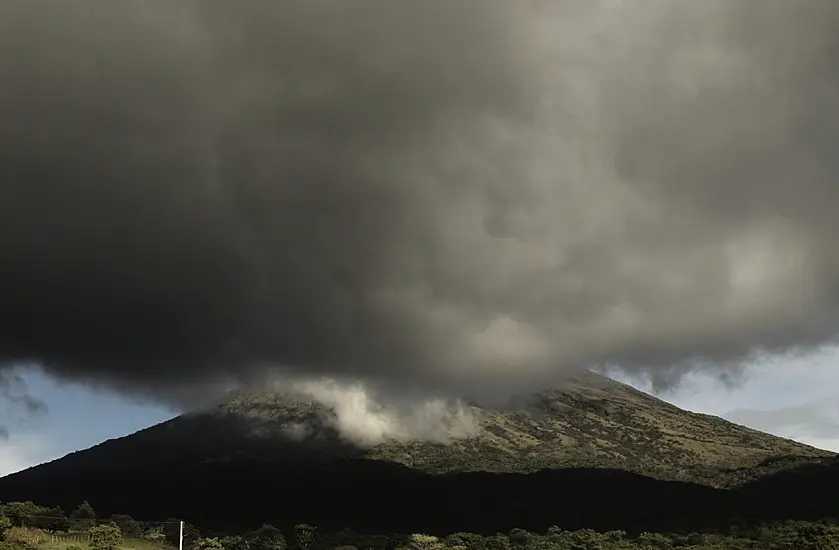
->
left=36, top=538, right=171, bottom=550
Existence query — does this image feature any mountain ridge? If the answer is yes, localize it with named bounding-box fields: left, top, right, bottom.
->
left=3, top=371, right=832, bottom=485
left=187, top=370, right=833, bottom=485
left=0, top=371, right=835, bottom=534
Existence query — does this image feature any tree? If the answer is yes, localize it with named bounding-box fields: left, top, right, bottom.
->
left=144, top=528, right=167, bottom=545
left=483, top=535, right=511, bottom=550
left=294, top=525, right=316, bottom=550
left=566, top=529, right=607, bottom=550
left=89, top=523, right=122, bottom=550
left=247, top=524, right=286, bottom=550
left=0, top=515, right=10, bottom=536
left=603, top=530, right=627, bottom=543
left=164, top=520, right=200, bottom=547
left=70, top=501, right=96, bottom=532
left=636, top=532, right=672, bottom=550
left=507, top=529, right=532, bottom=547
left=193, top=538, right=225, bottom=550
left=444, top=532, right=484, bottom=550
left=4, top=527, right=47, bottom=546
left=408, top=534, right=440, bottom=550
left=220, top=535, right=250, bottom=550
left=110, top=515, right=141, bottom=538
left=1, top=502, right=54, bottom=528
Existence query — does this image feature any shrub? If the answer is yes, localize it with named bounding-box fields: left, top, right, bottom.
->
left=194, top=538, right=225, bottom=550
left=0, top=541, right=34, bottom=550
left=3, top=527, right=46, bottom=546
left=220, top=535, right=250, bottom=550
left=294, top=525, right=316, bottom=550
left=144, top=528, right=167, bottom=545
left=247, top=524, right=286, bottom=550
left=89, top=523, right=122, bottom=550
left=70, top=502, right=96, bottom=533
left=109, top=515, right=141, bottom=538
left=408, top=534, right=440, bottom=550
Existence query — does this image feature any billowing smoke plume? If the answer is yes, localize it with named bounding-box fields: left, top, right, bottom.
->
left=224, top=376, right=479, bottom=446
left=1, top=0, right=839, bottom=411
left=287, top=378, right=479, bottom=446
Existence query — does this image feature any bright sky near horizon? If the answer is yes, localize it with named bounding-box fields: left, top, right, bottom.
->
left=2, top=347, right=839, bottom=478
left=0, top=372, right=175, bottom=478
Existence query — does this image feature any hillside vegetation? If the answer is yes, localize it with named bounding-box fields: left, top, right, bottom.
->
left=0, top=372, right=836, bottom=534
left=222, top=371, right=832, bottom=487
left=5, top=500, right=839, bottom=550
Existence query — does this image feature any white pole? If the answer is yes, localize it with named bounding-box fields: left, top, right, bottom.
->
left=179, top=521, right=184, bottom=550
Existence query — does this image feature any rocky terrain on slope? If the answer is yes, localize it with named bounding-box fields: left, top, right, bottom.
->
left=216, top=370, right=832, bottom=487
left=0, top=371, right=833, bottom=534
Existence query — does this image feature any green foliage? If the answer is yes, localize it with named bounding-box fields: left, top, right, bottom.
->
left=0, top=540, right=33, bottom=550
left=0, top=502, right=66, bottom=530
left=0, top=515, right=10, bottom=536
left=507, top=528, right=532, bottom=547
left=319, top=529, right=398, bottom=550
left=109, top=514, right=141, bottom=538
left=314, top=524, right=828, bottom=550
left=2, top=527, right=46, bottom=547
left=444, top=532, right=485, bottom=550
left=482, top=535, right=510, bottom=550
left=293, top=525, right=316, bottom=550
left=144, top=527, right=167, bottom=545
left=70, top=501, right=96, bottom=532
left=636, top=532, right=672, bottom=549
left=194, top=537, right=225, bottom=550
left=1, top=503, right=37, bottom=526
left=408, top=535, right=440, bottom=550
left=220, top=535, right=250, bottom=550
left=89, top=523, right=122, bottom=550
left=568, top=529, right=609, bottom=550
left=248, top=524, right=286, bottom=550
left=163, top=520, right=201, bottom=547
left=8, top=497, right=839, bottom=550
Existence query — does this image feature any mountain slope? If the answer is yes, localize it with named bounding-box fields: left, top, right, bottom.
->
left=0, top=371, right=833, bottom=534
left=214, top=371, right=832, bottom=486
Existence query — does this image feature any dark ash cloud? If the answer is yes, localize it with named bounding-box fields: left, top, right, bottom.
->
left=1, top=0, right=839, bottom=408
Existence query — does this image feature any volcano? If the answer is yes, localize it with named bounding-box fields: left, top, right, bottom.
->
left=0, top=371, right=833, bottom=534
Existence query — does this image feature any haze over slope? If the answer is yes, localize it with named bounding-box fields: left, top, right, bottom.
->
left=1, top=0, right=839, bottom=415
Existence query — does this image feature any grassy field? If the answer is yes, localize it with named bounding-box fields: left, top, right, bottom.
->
left=36, top=538, right=172, bottom=550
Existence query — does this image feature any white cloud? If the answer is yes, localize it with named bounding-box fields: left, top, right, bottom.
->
left=278, top=377, right=479, bottom=447
left=606, top=345, right=839, bottom=452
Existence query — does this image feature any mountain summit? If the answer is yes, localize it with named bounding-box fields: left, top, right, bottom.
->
left=205, top=370, right=830, bottom=485
left=0, top=371, right=833, bottom=533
